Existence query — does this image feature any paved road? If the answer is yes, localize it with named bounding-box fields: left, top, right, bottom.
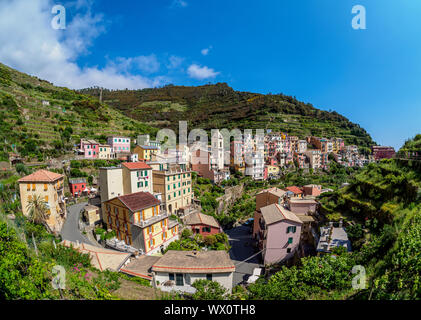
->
left=226, top=225, right=263, bottom=287
left=61, top=202, right=93, bottom=245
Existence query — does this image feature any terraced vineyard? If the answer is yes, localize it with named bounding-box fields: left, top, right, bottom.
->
left=0, top=62, right=158, bottom=161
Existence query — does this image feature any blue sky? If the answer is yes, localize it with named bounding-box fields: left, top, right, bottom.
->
left=0, top=0, right=420, bottom=150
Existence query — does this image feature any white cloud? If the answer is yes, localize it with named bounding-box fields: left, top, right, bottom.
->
left=201, top=46, right=213, bottom=56
left=171, top=0, right=188, bottom=8
left=0, top=0, right=166, bottom=89
left=187, top=64, right=220, bottom=80
left=167, top=55, right=185, bottom=69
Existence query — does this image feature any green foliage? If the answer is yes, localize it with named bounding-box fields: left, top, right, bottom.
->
left=191, top=280, right=228, bottom=300
left=0, top=221, right=53, bottom=299
left=248, top=253, right=355, bottom=300
left=38, top=243, right=92, bottom=269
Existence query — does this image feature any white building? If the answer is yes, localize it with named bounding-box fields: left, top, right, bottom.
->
left=99, top=167, right=124, bottom=203
left=152, top=250, right=235, bottom=294
left=122, top=162, right=153, bottom=195
left=245, top=151, right=265, bottom=180
left=210, top=130, right=225, bottom=171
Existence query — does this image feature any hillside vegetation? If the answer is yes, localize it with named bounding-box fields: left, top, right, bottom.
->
left=249, top=136, right=421, bottom=300
left=80, top=83, right=375, bottom=150
left=0, top=62, right=157, bottom=161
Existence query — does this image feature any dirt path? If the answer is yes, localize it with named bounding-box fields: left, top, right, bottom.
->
left=112, top=279, right=163, bottom=300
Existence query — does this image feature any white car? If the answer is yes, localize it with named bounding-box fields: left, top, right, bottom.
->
left=246, top=268, right=263, bottom=284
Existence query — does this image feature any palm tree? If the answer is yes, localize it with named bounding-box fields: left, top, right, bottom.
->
left=26, top=194, right=53, bottom=233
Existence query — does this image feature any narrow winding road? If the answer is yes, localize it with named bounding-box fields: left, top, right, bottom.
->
left=61, top=202, right=93, bottom=245
left=226, top=225, right=263, bottom=287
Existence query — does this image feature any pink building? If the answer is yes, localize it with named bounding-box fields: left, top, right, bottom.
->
left=253, top=203, right=302, bottom=265
left=80, top=139, right=99, bottom=159
left=107, top=136, right=131, bottom=154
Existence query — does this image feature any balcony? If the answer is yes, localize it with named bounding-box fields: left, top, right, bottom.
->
left=134, top=211, right=169, bottom=228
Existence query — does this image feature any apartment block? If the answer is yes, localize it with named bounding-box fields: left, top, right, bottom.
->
left=18, top=170, right=66, bottom=234
left=103, top=192, right=179, bottom=254
left=122, top=162, right=153, bottom=195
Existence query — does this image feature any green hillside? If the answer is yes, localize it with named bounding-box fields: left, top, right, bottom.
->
left=80, top=83, right=375, bottom=150
left=0, top=63, right=158, bottom=162
left=248, top=137, right=421, bottom=300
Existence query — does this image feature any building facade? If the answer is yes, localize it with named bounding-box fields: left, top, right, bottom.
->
left=18, top=170, right=66, bottom=234
left=103, top=192, right=179, bottom=254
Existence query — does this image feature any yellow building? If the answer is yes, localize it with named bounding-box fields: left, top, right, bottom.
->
left=134, top=145, right=160, bottom=161
left=98, top=144, right=114, bottom=159
left=83, top=204, right=101, bottom=226
left=103, top=191, right=179, bottom=254
left=266, top=165, right=280, bottom=177
left=18, top=170, right=66, bottom=234
left=149, top=162, right=193, bottom=215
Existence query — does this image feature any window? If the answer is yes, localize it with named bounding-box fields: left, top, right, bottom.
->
left=32, top=184, right=36, bottom=191
left=178, top=191, right=181, bottom=196
left=114, top=207, right=118, bottom=215
left=168, top=185, right=170, bottom=191
left=43, top=184, right=47, bottom=191
left=287, top=248, right=291, bottom=253
left=27, top=184, right=30, bottom=191
left=202, top=227, right=211, bottom=233
left=206, top=274, right=213, bottom=281
left=176, top=274, right=184, bottom=286
left=28, top=195, right=32, bottom=201
left=45, top=196, right=48, bottom=202
left=145, top=181, right=148, bottom=187
left=173, top=184, right=176, bottom=189
left=169, top=273, right=175, bottom=281
left=174, top=192, right=176, bottom=198
left=288, top=237, right=293, bottom=244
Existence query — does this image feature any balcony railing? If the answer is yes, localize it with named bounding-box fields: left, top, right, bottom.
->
left=134, top=212, right=169, bottom=228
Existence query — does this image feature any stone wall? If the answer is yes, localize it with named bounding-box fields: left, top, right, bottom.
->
left=216, top=183, right=244, bottom=214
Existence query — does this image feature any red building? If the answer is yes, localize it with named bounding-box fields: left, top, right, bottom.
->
left=372, top=146, right=396, bottom=160
left=184, top=212, right=222, bottom=236
left=69, top=178, right=89, bottom=197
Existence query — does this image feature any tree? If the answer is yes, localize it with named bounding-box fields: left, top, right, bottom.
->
left=26, top=195, right=52, bottom=233
left=192, top=280, right=228, bottom=300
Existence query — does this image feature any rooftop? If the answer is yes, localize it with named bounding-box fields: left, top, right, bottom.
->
left=117, top=192, right=161, bottom=212
left=18, top=170, right=63, bottom=183
left=260, top=203, right=302, bottom=225
left=120, top=255, right=161, bottom=280
left=184, top=212, right=220, bottom=229
left=258, top=187, right=286, bottom=198
left=138, top=145, right=160, bottom=150
left=152, top=250, right=235, bottom=274
left=122, top=162, right=152, bottom=170
left=69, top=177, right=87, bottom=184
left=286, top=186, right=303, bottom=194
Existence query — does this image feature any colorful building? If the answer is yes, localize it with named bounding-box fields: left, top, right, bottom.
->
left=18, top=170, right=66, bottom=234
left=134, top=145, right=160, bottom=161
left=80, top=139, right=99, bottom=159
left=98, top=144, right=114, bottom=159
left=372, top=146, right=396, bottom=160
left=69, top=177, right=89, bottom=197
left=184, top=212, right=222, bottom=236
left=253, top=203, right=302, bottom=265
left=103, top=191, right=179, bottom=254
left=108, top=136, right=131, bottom=154
left=122, top=162, right=153, bottom=195
left=150, top=162, right=193, bottom=215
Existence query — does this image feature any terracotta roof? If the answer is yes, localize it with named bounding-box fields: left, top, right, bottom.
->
left=152, top=250, right=235, bottom=274
left=184, top=212, right=220, bottom=229
left=286, top=186, right=303, bottom=194
left=117, top=192, right=160, bottom=212
left=260, top=203, right=302, bottom=225
left=122, top=162, right=152, bottom=170
left=258, top=187, right=286, bottom=198
left=18, top=170, right=63, bottom=183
